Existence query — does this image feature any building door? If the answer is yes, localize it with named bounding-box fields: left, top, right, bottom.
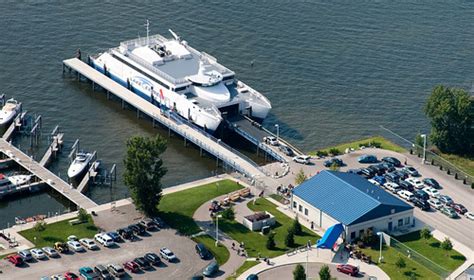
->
left=388, top=222, right=393, bottom=231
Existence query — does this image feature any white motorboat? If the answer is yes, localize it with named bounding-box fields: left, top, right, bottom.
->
left=67, top=152, right=93, bottom=178
left=8, top=174, right=32, bottom=186
left=0, top=98, right=21, bottom=125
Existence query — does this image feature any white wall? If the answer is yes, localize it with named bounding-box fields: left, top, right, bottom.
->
left=291, top=196, right=339, bottom=230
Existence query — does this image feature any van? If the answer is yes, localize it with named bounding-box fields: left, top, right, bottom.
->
left=398, top=190, right=414, bottom=202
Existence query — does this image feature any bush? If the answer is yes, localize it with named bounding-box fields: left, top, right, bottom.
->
left=441, top=238, right=453, bottom=251
left=361, top=228, right=376, bottom=245
left=266, top=232, right=276, bottom=250
left=292, top=216, right=303, bottom=236
left=420, top=227, right=432, bottom=241
left=396, top=256, right=406, bottom=268
left=221, top=207, right=235, bottom=220
left=33, top=221, right=47, bottom=232
left=316, top=150, right=328, bottom=157
left=319, top=264, right=331, bottom=280
left=285, top=228, right=295, bottom=247
left=77, top=208, right=88, bottom=223
left=293, top=264, right=306, bottom=280
left=328, top=148, right=341, bottom=156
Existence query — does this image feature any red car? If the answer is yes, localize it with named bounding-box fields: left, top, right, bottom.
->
left=452, top=203, right=468, bottom=215
left=64, top=272, right=80, bottom=280
left=123, top=261, right=140, bottom=273
left=336, top=264, right=359, bottom=276
left=6, top=254, right=24, bottom=266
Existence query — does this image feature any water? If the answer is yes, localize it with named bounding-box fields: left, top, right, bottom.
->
left=0, top=1, right=473, bottom=226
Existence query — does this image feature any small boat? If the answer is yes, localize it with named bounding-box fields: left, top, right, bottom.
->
left=8, top=174, right=32, bottom=186
left=0, top=98, right=21, bottom=125
left=67, top=152, right=93, bottom=178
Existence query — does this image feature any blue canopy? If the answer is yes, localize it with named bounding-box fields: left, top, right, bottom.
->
left=316, top=223, right=344, bottom=249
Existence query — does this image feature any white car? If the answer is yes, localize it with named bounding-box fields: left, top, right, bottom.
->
left=79, top=238, right=98, bottom=250
left=263, top=136, right=279, bottom=146
left=160, top=247, right=177, bottom=262
left=368, top=179, right=380, bottom=186
left=95, top=233, right=115, bottom=247
left=465, top=212, right=474, bottom=221
left=42, top=246, right=59, bottom=258
left=383, top=182, right=401, bottom=193
left=67, top=240, right=85, bottom=252
left=397, top=190, right=414, bottom=202
left=405, top=178, right=424, bottom=189
left=50, top=274, right=65, bottom=280
left=428, top=198, right=443, bottom=210
left=31, top=248, right=46, bottom=260
left=67, top=235, right=78, bottom=242
left=293, top=155, right=310, bottom=164
left=422, top=187, right=440, bottom=198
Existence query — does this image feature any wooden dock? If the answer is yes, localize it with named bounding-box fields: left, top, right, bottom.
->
left=77, top=160, right=100, bottom=193
left=39, top=133, right=64, bottom=167
left=63, top=58, right=268, bottom=181
left=3, top=111, right=27, bottom=141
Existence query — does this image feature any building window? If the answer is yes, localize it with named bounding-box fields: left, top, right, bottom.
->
left=359, top=229, right=364, bottom=237
left=293, top=201, right=297, bottom=208
left=398, top=219, right=403, bottom=227
left=350, top=231, right=355, bottom=240
left=404, top=217, right=410, bottom=225
left=298, top=205, right=302, bottom=212
left=304, top=208, right=308, bottom=216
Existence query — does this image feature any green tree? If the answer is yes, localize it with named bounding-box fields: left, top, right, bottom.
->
left=266, top=232, right=276, bottom=250
left=295, top=169, right=307, bottom=185
left=285, top=228, right=295, bottom=247
left=292, top=216, right=303, bottom=236
left=329, top=161, right=340, bottom=171
left=33, top=221, right=47, bottom=232
left=424, top=85, right=473, bottom=155
left=293, top=264, right=306, bottom=280
left=124, top=135, right=167, bottom=217
left=420, top=227, right=432, bottom=242
left=441, top=237, right=453, bottom=251
left=222, top=207, right=235, bottom=220
left=77, top=208, right=88, bottom=223
left=319, top=264, right=331, bottom=280
left=396, top=256, right=406, bottom=269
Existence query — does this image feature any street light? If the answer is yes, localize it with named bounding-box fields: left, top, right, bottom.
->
left=420, top=134, right=427, bottom=164
left=215, top=214, right=222, bottom=247
left=274, top=124, right=279, bottom=143
left=376, top=232, right=384, bottom=263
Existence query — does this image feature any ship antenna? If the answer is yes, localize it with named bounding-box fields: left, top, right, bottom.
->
left=144, top=19, right=150, bottom=45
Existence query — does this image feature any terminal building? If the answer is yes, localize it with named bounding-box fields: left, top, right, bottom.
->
left=291, top=170, right=414, bottom=241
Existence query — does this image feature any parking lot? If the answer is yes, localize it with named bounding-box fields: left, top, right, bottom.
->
left=0, top=203, right=209, bottom=279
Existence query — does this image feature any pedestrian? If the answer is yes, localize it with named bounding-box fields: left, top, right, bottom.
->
left=237, top=248, right=240, bottom=255
left=232, top=242, right=235, bottom=250
left=310, top=221, right=314, bottom=230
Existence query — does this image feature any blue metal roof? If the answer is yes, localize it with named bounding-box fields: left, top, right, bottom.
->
left=293, top=170, right=413, bottom=225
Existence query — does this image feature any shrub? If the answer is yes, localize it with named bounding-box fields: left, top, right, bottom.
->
left=221, top=207, right=235, bottom=220
left=77, top=208, right=88, bottom=223
left=295, top=169, right=307, bottom=185
left=441, top=238, right=453, bottom=251
left=33, top=221, right=47, bottom=232
left=292, top=216, right=303, bottom=236
left=266, top=232, right=276, bottom=250
left=285, top=228, right=295, bottom=247
left=328, top=148, right=341, bottom=156
left=420, top=227, right=432, bottom=241
left=319, top=264, right=331, bottom=280
left=396, top=256, right=406, bottom=269
left=293, top=264, right=306, bottom=280
left=316, top=150, right=328, bottom=157
left=361, top=228, right=376, bottom=245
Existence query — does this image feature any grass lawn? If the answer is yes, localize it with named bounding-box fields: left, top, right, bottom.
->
left=396, top=231, right=466, bottom=272
left=218, top=198, right=319, bottom=258
left=310, top=136, right=406, bottom=155
left=19, top=216, right=98, bottom=248
left=158, top=179, right=243, bottom=235
left=226, top=260, right=260, bottom=280
left=438, top=152, right=474, bottom=177
left=192, top=234, right=230, bottom=266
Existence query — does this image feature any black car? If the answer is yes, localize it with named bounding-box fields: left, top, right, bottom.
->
left=107, top=231, right=122, bottom=242
left=368, top=165, right=384, bottom=175
left=195, top=243, right=212, bottom=260
left=279, top=145, right=294, bottom=156
left=414, top=190, right=429, bottom=201
left=134, top=257, right=151, bottom=269
left=413, top=198, right=430, bottom=211
left=380, top=162, right=395, bottom=172
left=152, top=217, right=165, bottom=228
left=128, top=224, right=146, bottom=235
left=347, top=168, right=362, bottom=175
left=382, top=156, right=401, bottom=167
left=399, top=181, right=414, bottom=192
left=360, top=168, right=375, bottom=178
left=117, top=227, right=134, bottom=240
left=94, top=264, right=113, bottom=280
left=323, top=158, right=344, bottom=167
left=423, top=178, right=441, bottom=189
left=139, top=218, right=159, bottom=231
left=394, top=170, right=409, bottom=180
left=144, top=252, right=161, bottom=265
left=384, top=172, right=400, bottom=183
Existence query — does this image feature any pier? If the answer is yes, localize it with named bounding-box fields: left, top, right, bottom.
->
left=62, top=58, right=272, bottom=182
left=39, top=132, right=64, bottom=167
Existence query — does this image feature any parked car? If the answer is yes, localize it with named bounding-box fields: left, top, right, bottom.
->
left=402, top=166, right=419, bottom=177
left=263, top=136, right=279, bottom=146
left=67, top=240, right=85, bottom=252
left=5, top=254, right=24, bottom=266
left=357, top=154, right=378, bottom=163
left=399, top=181, right=414, bottom=192
left=144, top=252, right=161, bottom=265
left=18, top=249, right=33, bottom=262
left=381, top=162, right=396, bottom=172
left=107, top=263, right=126, bottom=277
left=128, top=223, right=146, bottom=235
left=293, top=155, right=310, bottom=164
left=107, top=231, right=122, bottom=242
left=372, top=175, right=386, bottom=186
left=440, top=206, right=458, bottom=218
left=438, top=194, right=453, bottom=206
left=428, top=198, right=443, bottom=210
left=452, top=203, right=468, bottom=215
left=336, top=264, right=359, bottom=276
left=422, top=187, right=440, bottom=198
left=465, top=212, right=474, bottom=221
left=368, top=179, right=380, bottom=186
left=54, top=242, right=69, bottom=253
left=368, top=165, right=384, bottom=175
left=394, top=170, right=409, bottom=180
left=384, top=172, right=400, bottom=183
left=347, top=168, right=362, bottom=175
left=95, top=233, right=115, bottom=247
left=94, top=264, right=113, bottom=280
left=139, top=218, right=159, bottom=231
left=383, top=182, right=401, bottom=193
left=279, top=145, right=294, bottom=156
left=117, top=227, right=135, bottom=240
left=414, top=190, right=429, bottom=201
left=79, top=238, right=98, bottom=250
left=160, top=247, right=177, bottom=262
left=423, top=178, right=441, bottom=189
left=382, top=156, right=401, bottom=167
left=195, top=243, right=212, bottom=260
left=67, top=235, right=78, bottom=242
left=134, top=257, right=151, bottom=270
left=397, top=190, right=414, bottom=202
left=413, top=198, right=430, bottom=211
left=406, top=178, right=424, bottom=189
left=78, top=266, right=100, bottom=280
left=324, top=158, right=344, bottom=167
left=50, top=275, right=63, bottom=280
left=42, top=246, right=59, bottom=258
left=123, top=261, right=140, bottom=273
left=64, top=272, right=80, bottom=280
left=246, top=275, right=259, bottom=280
left=31, top=248, right=46, bottom=260
left=203, top=261, right=219, bottom=277
left=361, top=168, right=376, bottom=178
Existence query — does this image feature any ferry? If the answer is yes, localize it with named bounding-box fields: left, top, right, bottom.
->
left=90, top=22, right=271, bottom=132
left=0, top=98, right=21, bottom=125
left=67, top=152, right=93, bottom=178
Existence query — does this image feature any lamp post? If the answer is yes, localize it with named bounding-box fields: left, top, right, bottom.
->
left=215, top=214, right=222, bottom=247
left=377, top=232, right=384, bottom=263
left=275, top=124, right=279, bottom=143
left=420, top=134, right=427, bottom=164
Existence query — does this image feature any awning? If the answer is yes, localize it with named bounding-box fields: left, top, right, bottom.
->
left=316, top=223, right=344, bottom=249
